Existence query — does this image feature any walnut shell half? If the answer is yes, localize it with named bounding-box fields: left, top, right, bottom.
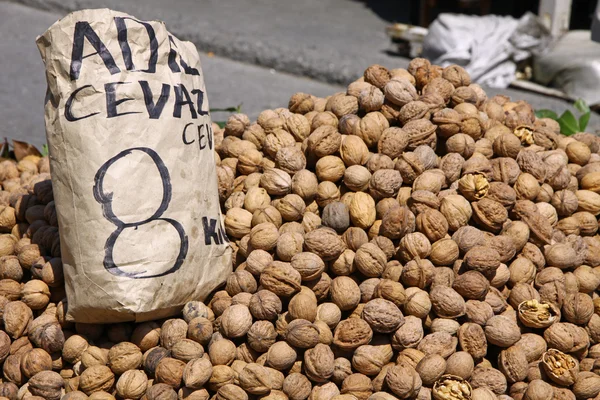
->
left=517, top=299, right=560, bottom=329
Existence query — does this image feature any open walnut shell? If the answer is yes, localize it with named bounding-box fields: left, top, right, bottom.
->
left=513, top=125, right=535, bottom=145
left=432, top=374, right=472, bottom=400
left=518, top=299, right=560, bottom=329
left=541, top=349, right=579, bottom=386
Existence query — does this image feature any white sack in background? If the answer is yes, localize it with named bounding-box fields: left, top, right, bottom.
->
left=422, top=12, right=550, bottom=88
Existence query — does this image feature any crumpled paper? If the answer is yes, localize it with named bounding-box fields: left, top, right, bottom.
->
left=37, top=9, right=231, bottom=323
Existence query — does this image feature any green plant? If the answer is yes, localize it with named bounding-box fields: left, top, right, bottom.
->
left=535, top=99, right=591, bottom=136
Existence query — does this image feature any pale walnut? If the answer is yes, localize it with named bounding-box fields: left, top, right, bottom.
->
left=484, top=315, right=521, bottom=348
left=304, top=343, right=335, bottom=383
left=497, top=346, right=528, bottom=384
left=362, top=298, right=404, bottom=333
left=333, top=318, right=373, bottom=351
left=385, top=365, right=422, bottom=399
left=260, top=262, right=301, bottom=298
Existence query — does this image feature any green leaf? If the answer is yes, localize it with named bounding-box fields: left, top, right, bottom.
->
left=0, top=139, right=9, bottom=159
left=574, top=98, right=591, bottom=115
left=41, top=144, right=49, bottom=157
left=215, top=121, right=226, bottom=129
left=557, top=110, right=580, bottom=136
left=535, top=109, right=558, bottom=120
left=210, top=107, right=238, bottom=113
left=209, top=103, right=243, bottom=113
left=579, top=111, right=591, bottom=132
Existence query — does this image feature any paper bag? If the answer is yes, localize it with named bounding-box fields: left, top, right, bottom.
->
left=36, top=9, right=232, bottom=323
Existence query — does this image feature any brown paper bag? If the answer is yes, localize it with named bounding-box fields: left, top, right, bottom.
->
left=36, top=9, right=232, bottom=323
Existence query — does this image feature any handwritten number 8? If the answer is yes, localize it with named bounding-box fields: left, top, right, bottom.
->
left=93, top=147, right=188, bottom=278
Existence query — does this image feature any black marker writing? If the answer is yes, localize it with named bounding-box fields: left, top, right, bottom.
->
left=93, top=147, right=188, bottom=278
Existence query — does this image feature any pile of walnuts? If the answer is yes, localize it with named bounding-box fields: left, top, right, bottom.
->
left=0, top=60, right=599, bottom=400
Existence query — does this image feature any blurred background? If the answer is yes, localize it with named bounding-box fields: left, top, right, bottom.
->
left=1, top=0, right=600, bottom=148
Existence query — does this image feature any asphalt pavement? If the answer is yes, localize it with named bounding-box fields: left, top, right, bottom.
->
left=8, top=0, right=409, bottom=84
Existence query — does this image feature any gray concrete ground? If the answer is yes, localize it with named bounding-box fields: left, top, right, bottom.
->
left=9, top=0, right=408, bottom=84
left=1, top=0, right=599, bottom=149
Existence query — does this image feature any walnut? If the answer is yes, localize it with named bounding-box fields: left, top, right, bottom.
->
left=458, top=174, right=489, bottom=201
left=417, top=332, right=457, bottom=358
left=415, top=209, right=448, bottom=242
left=399, top=101, right=431, bottom=125
left=238, top=363, right=271, bottom=395
left=403, top=287, right=432, bottom=319
left=27, top=370, right=64, bottom=400
left=321, top=202, right=350, bottom=233
left=333, top=318, right=373, bottom=351
left=562, top=292, right=594, bottom=325
left=572, top=371, right=600, bottom=399
left=114, top=369, right=147, bottom=399
left=107, top=342, right=142, bottom=375
left=183, top=358, right=213, bottom=389
left=383, top=78, right=418, bottom=107
left=361, top=298, right=404, bottom=333
left=329, top=95, right=359, bottom=118
left=292, top=170, right=319, bottom=201
left=464, top=246, right=501, bottom=277
left=285, top=319, right=319, bottom=348
left=303, top=227, right=345, bottom=261
left=29, top=314, right=64, bottom=354
left=397, top=232, right=431, bottom=263
left=403, top=119, right=437, bottom=150
left=518, top=299, right=559, bottom=329
left=3, top=300, right=32, bottom=339
left=380, top=206, right=415, bottom=241
left=266, top=341, right=297, bottom=371
left=452, top=271, right=489, bottom=301
left=304, top=343, right=335, bottom=382
left=369, top=169, right=403, bottom=200
left=350, top=243, right=385, bottom=278
left=541, top=349, right=578, bottom=386
left=364, top=65, right=392, bottom=89
left=260, top=262, right=301, bottom=297
left=442, top=65, right=471, bottom=87
left=246, top=321, right=277, bottom=353
left=469, top=367, right=507, bottom=395
left=155, top=357, right=186, bottom=388
left=289, top=93, right=315, bottom=114
left=78, top=365, right=115, bottom=395
left=444, top=352, right=475, bottom=380
left=429, top=286, right=466, bottom=318
left=496, top=346, right=528, bottom=385
left=351, top=344, right=393, bottom=377
left=430, top=239, right=459, bottom=267
left=484, top=315, right=521, bottom=347
left=219, top=304, right=253, bottom=339
left=433, top=109, right=462, bottom=139
left=340, top=136, right=370, bottom=167
left=328, top=276, right=360, bottom=312
left=340, top=373, right=373, bottom=400
left=283, top=373, right=312, bottom=400
left=385, top=365, right=422, bottom=399
left=20, top=348, right=52, bottom=379
left=170, top=339, right=203, bottom=363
